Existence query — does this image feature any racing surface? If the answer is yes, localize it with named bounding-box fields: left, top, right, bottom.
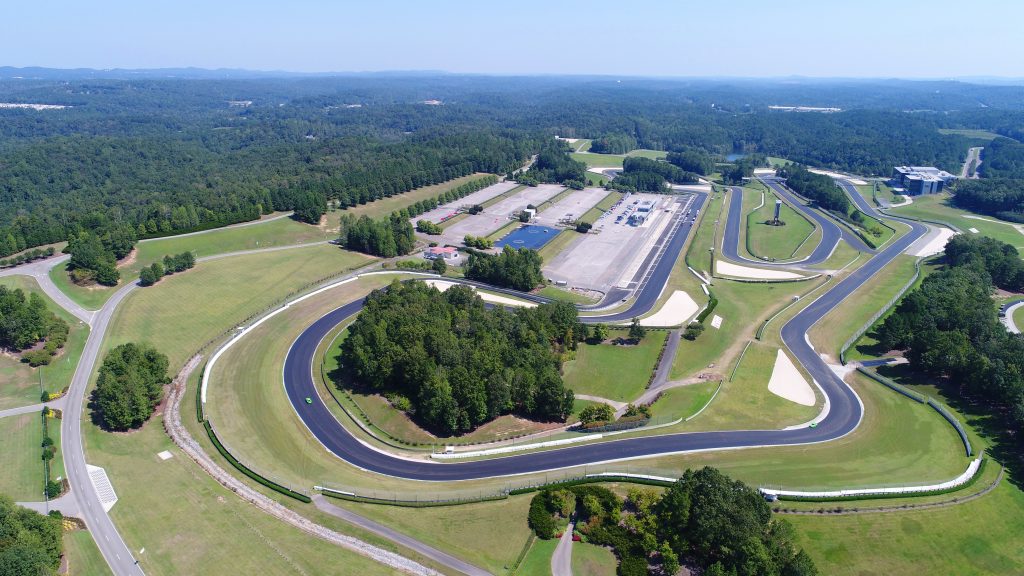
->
left=281, top=182, right=928, bottom=481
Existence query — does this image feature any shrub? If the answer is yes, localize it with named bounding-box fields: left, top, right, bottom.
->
left=528, top=493, right=557, bottom=538
left=683, top=321, right=705, bottom=341
left=416, top=219, right=442, bottom=235
left=579, top=403, right=615, bottom=424
left=22, top=350, right=52, bottom=367
left=575, top=221, right=592, bottom=233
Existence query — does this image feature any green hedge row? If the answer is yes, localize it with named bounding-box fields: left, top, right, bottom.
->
left=508, top=475, right=675, bottom=496
left=202, top=420, right=311, bottom=503
left=696, top=291, right=718, bottom=324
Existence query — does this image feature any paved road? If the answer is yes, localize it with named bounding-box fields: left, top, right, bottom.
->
left=551, top=522, right=575, bottom=576
left=0, top=254, right=94, bottom=324
left=278, top=180, right=929, bottom=481
left=1003, top=301, right=1023, bottom=334
left=960, top=147, right=983, bottom=179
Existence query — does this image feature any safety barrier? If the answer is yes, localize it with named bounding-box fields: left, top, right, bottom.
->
left=839, top=258, right=922, bottom=364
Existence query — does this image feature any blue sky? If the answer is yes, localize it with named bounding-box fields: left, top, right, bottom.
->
left=3, top=0, right=1022, bottom=77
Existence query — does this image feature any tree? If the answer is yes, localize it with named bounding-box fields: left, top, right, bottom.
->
left=138, top=267, right=157, bottom=287
left=578, top=403, right=615, bottom=424
left=628, top=318, right=646, bottom=341
left=431, top=257, right=447, bottom=275
left=589, top=323, right=609, bottom=343
left=0, top=494, right=63, bottom=575
left=92, top=343, right=170, bottom=431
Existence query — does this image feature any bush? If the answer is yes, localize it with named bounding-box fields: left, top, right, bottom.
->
left=528, top=493, right=558, bottom=538
left=45, top=480, right=62, bottom=498
left=575, top=221, right=592, bottom=233
left=431, top=257, right=447, bottom=275
left=416, top=219, right=442, bottom=235
left=463, top=234, right=493, bottom=249
left=683, top=321, right=705, bottom=341
left=579, top=403, right=615, bottom=425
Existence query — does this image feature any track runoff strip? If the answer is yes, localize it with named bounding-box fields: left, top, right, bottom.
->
left=277, top=188, right=927, bottom=481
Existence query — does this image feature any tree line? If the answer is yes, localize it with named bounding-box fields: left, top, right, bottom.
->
left=0, top=286, right=69, bottom=367
left=951, top=179, right=1024, bottom=223
left=878, top=234, right=1024, bottom=430
left=610, top=156, right=699, bottom=192
left=528, top=467, right=817, bottom=576
left=338, top=213, right=415, bottom=258
left=0, top=495, right=64, bottom=576
left=139, top=251, right=197, bottom=286
left=589, top=134, right=637, bottom=154
left=465, top=246, right=544, bottom=291
left=979, top=136, right=1024, bottom=179
left=524, top=140, right=587, bottom=187
left=776, top=164, right=850, bottom=214
left=338, top=281, right=578, bottom=435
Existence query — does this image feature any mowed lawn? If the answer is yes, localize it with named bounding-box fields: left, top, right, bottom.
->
left=562, top=330, right=667, bottom=403
left=49, top=262, right=118, bottom=311
left=578, top=191, right=623, bottom=225
left=122, top=216, right=332, bottom=278
left=889, top=193, right=1024, bottom=253
left=104, top=244, right=372, bottom=371
left=1015, top=304, right=1024, bottom=330
left=517, top=537, right=557, bottom=576
left=329, top=495, right=534, bottom=575
left=0, top=276, right=89, bottom=409
left=685, top=341, right=818, bottom=432
left=746, top=191, right=816, bottom=261
left=63, top=531, right=113, bottom=576
left=571, top=542, right=617, bottom=576
left=0, top=412, right=50, bottom=501
left=570, top=149, right=667, bottom=168
left=343, top=173, right=492, bottom=219
left=648, top=381, right=718, bottom=420
left=789, top=480, right=1024, bottom=575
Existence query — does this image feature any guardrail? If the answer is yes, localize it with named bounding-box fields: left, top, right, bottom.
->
left=839, top=257, right=923, bottom=364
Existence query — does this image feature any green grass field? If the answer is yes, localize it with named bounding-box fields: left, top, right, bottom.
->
left=578, top=191, right=623, bottom=226
left=0, top=412, right=53, bottom=501
left=1014, top=305, right=1024, bottom=330
left=937, top=128, right=1002, bottom=140
left=889, top=193, right=1024, bottom=253
left=562, top=330, right=667, bottom=403
left=585, top=172, right=609, bottom=186
left=517, top=537, right=557, bottom=576
left=535, top=284, right=598, bottom=305
left=648, top=381, right=718, bottom=420
left=790, top=480, right=1024, bottom=575
left=570, top=149, right=667, bottom=169
left=571, top=542, right=617, bottom=576
left=122, top=216, right=332, bottom=279
left=329, top=495, right=534, bottom=575
left=49, top=262, right=118, bottom=310
left=63, top=531, right=113, bottom=576
left=746, top=190, right=816, bottom=261
left=104, top=244, right=372, bottom=371
left=684, top=341, right=818, bottom=431
left=0, top=276, right=89, bottom=409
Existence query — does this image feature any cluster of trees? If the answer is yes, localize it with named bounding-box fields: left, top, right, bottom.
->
left=65, top=227, right=139, bottom=286
left=610, top=157, right=699, bottom=192
left=527, top=140, right=587, bottom=186
left=465, top=246, right=543, bottom=291
left=979, top=137, right=1024, bottom=179
left=273, top=187, right=327, bottom=224
left=721, top=155, right=768, bottom=185
left=338, top=213, right=415, bottom=258
left=139, top=251, right=197, bottom=286
left=666, top=149, right=715, bottom=175
left=528, top=467, right=817, bottom=576
left=339, top=281, right=577, bottom=434
left=0, top=495, right=63, bottom=575
left=0, top=246, right=55, bottom=269
left=951, top=179, right=1024, bottom=223
left=777, top=164, right=850, bottom=214
left=91, top=343, right=170, bottom=431
left=0, top=287, right=69, bottom=367
left=415, top=220, right=442, bottom=235
left=463, top=234, right=493, bottom=249
left=399, top=174, right=499, bottom=221
left=589, top=134, right=637, bottom=154
left=878, top=235, right=1024, bottom=428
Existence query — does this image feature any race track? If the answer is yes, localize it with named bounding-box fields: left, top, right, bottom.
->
left=276, top=180, right=928, bottom=481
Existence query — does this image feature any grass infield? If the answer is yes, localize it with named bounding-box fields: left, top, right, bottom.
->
left=562, top=330, right=667, bottom=403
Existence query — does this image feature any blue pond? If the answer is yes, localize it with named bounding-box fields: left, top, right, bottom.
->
left=494, top=225, right=562, bottom=250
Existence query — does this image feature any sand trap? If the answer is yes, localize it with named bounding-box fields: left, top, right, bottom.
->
left=715, top=260, right=805, bottom=280
left=969, top=227, right=980, bottom=234
left=909, top=227, right=957, bottom=257
left=587, top=167, right=619, bottom=175
left=808, top=168, right=867, bottom=185
left=768, top=349, right=816, bottom=406
left=639, top=290, right=698, bottom=327
left=710, top=315, right=723, bottom=329
left=425, top=279, right=536, bottom=308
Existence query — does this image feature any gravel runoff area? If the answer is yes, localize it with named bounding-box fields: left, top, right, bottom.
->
left=533, top=187, right=610, bottom=227
left=638, top=290, right=699, bottom=327
left=164, top=356, right=441, bottom=576
left=424, top=279, right=536, bottom=308
left=907, top=227, right=958, bottom=258
left=767, top=349, right=816, bottom=406
left=543, top=193, right=681, bottom=292
left=415, top=180, right=521, bottom=224
left=437, top=184, right=565, bottom=246
left=715, top=259, right=806, bottom=280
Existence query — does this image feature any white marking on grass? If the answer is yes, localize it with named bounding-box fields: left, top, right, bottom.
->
left=969, top=227, right=980, bottom=234
left=157, top=450, right=173, bottom=461
left=710, top=315, right=723, bottom=329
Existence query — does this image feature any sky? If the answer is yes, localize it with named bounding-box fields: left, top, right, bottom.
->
left=3, top=0, right=1023, bottom=78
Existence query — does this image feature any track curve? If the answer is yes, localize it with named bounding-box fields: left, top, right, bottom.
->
left=276, top=179, right=928, bottom=481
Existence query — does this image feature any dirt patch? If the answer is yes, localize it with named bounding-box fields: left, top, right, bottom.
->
left=116, top=248, right=137, bottom=270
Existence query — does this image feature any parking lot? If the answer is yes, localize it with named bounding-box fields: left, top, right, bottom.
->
left=434, top=184, right=565, bottom=246
left=416, top=180, right=521, bottom=224
left=533, top=187, right=610, bottom=227
left=543, top=193, right=688, bottom=293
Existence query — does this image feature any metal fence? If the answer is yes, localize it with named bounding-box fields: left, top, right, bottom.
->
left=839, top=258, right=923, bottom=364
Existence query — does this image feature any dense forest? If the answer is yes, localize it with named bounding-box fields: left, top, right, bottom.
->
left=524, top=140, right=586, bottom=186
left=980, top=137, right=1024, bottom=179
left=338, top=213, right=415, bottom=258
left=589, top=134, right=637, bottom=154
left=611, top=156, right=699, bottom=192
left=878, top=235, right=1024, bottom=429
left=338, top=281, right=577, bottom=435
left=951, top=179, right=1024, bottom=223
left=528, top=467, right=817, bottom=576
left=0, top=496, right=64, bottom=576
left=1, top=74, right=1018, bottom=263
left=776, top=164, right=851, bottom=214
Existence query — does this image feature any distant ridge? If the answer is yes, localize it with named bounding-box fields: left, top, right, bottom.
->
left=0, top=66, right=450, bottom=80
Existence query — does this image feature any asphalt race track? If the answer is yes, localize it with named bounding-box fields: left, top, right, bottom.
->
left=280, top=181, right=928, bottom=481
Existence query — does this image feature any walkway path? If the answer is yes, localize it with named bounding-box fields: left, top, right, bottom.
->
left=551, top=521, right=575, bottom=576
left=0, top=255, right=94, bottom=324
left=0, top=397, right=65, bottom=420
